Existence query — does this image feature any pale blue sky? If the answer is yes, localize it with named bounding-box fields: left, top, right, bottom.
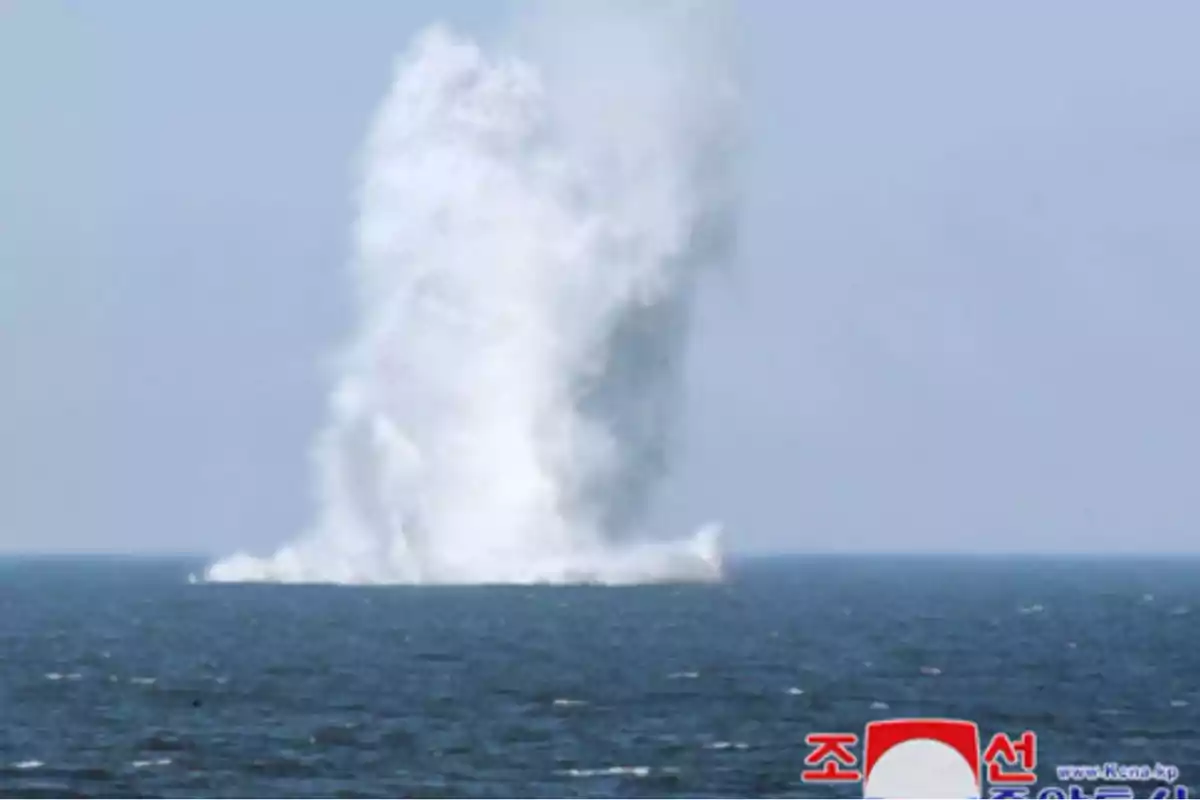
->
left=3, top=1, right=1199, bottom=555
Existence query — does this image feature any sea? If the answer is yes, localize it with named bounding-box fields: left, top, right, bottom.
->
left=0, top=554, right=1195, bottom=798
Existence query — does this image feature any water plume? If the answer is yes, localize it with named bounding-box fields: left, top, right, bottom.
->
left=207, top=0, right=738, bottom=585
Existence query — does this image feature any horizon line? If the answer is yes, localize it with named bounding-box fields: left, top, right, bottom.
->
left=2, top=549, right=1199, bottom=560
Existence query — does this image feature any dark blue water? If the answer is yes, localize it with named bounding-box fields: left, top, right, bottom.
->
left=0, top=555, right=1196, bottom=798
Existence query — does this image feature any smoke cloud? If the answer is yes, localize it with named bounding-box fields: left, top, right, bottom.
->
left=206, top=0, right=738, bottom=584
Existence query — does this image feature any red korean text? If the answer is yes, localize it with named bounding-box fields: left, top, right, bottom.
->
left=801, top=732, right=862, bottom=782
left=983, top=730, right=1038, bottom=785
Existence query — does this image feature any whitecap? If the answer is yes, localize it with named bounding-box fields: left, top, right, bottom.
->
left=130, top=677, right=156, bottom=685
left=668, top=671, right=699, bottom=680
left=560, top=766, right=651, bottom=778
left=785, top=687, right=804, bottom=695
left=870, top=701, right=890, bottom=710
left=706, top=741, right=749, bottom=750
left=44, top=672, right=63, bottom=681
left=132, top=758, right=172, bottom=768
left=13, top=760, right=43, bottom=770
left=1170, top=699, right=1189, bottom=708
left=553, top=698, right=587, bottom=707
left=920, top=665, right=942, bottom=676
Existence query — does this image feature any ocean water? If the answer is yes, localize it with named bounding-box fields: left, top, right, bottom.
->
left=0, top=555, right=1196, bottom=798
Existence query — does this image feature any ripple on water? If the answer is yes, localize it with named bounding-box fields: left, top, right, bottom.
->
left=245, top=756, right=321, bottom=779
left=310, top=723, right=361, bottom=747
left=139, top=732, right=189, bottom=752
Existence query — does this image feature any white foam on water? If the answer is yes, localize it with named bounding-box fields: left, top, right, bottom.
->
left=13, top=760, right=43, bottom=770
left=204, top=1, right=737, bottom=587
left=560, top=766, right=652, bottom=778
left=706, top=741, right=749, bottom=751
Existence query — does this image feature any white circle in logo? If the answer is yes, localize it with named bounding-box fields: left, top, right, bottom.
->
left=863, top=738, right=980, bottom=798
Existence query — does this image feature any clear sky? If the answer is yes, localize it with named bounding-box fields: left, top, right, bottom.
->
left=3, top=1, right=1199, bottom=555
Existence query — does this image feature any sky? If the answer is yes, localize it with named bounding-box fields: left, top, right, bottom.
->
left=2, top=1, right=1199, bottom=556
